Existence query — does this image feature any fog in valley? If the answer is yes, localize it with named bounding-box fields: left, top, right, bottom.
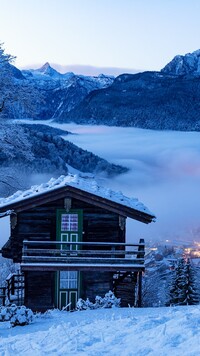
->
left=1, top=121, right=200, bottom=247
left=57, top=123, right=200, bottom=245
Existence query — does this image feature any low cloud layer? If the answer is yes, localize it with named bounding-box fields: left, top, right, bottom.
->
left=63, top=124, right=200, bottom=244
left=1, top=123, right=199, bottom=246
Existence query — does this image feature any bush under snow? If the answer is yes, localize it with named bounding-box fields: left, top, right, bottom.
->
left=76, top=290, right=121, bottom=311
left=0, top=304, right=34, bottom=327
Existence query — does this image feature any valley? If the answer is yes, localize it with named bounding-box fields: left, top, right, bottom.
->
left=20, top=120, right=200, bottom=245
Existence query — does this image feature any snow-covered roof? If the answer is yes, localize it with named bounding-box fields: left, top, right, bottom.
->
left=0, top=174, right=155, bottom=220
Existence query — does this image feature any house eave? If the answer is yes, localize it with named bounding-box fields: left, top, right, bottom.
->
left=0, top=185, right=155, bottom=224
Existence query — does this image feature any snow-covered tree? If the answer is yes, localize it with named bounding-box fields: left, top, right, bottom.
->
left=142, top=264, right=171, bottom=307
left=0, top=42, right=16, bottom=114
left=0, top=304, right=34, bottom=326
left=0, top=42, right=38, bottom=195
left=0, top=256, right=18, bottom=287
left=142, top=271, right=162, bottom=307
left=181, top=259, right=199, bottom=305
left=76, top=291, right=120, bottom=310
left=0, top=122, right=34, bottom=196
left=167, top=258, right=199, bottom=306
left=196, top=266, right=200, bottom=300
left=0, top=42, right=43, bottom=118
left=167, top=258, right=185, bottom=306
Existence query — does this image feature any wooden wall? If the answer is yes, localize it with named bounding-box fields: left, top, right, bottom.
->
left=80, top=272, right=113, bottom=301
left=24, top=271, right=55, bottom=312
left=114, top=273, right=137, bottom=307
left=4, top=197, right=126, bottom=262
left=2, top=195, right=137, bottom=311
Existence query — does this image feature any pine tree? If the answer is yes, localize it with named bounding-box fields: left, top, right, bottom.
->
left=168, top=258, right=185, bottom=306
left=167, top=258, right=199, bottom=306
left=181, top=258, right=199, bottom=305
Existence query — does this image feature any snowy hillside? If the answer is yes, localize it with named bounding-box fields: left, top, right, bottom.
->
left=0, top=123, right=127, bottom=197
left=0, top=306, right=200, bottom=355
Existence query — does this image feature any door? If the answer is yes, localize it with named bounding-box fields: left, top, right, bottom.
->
left=58, top=271, right=78, bottom=310
left=56, top=209, right=82, bottom=310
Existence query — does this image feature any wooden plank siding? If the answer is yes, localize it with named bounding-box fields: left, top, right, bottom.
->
left=4, top=197, right=125, bottom=262
left=24, top=271, right=55, bottom=312
left=1, top=194, right=145, bottom=310
left=81, top=272, right=114, bottom=302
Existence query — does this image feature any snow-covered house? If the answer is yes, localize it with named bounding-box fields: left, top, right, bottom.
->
left=0, top=175, right=155, bottom=311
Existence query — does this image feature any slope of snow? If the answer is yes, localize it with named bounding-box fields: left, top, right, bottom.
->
left=0, top=174, right=155, bottom=217
left=0, top=306, right=199, bottom=355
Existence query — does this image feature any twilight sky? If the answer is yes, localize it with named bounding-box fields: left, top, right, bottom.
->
left=1, top=0, right=200, bottom=75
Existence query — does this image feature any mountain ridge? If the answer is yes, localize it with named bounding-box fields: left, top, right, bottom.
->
left=56, top=49, right=200, bottom=131
left=2, top=49, right=200, bottom=131
left=161, top=49, right=200, bottom=76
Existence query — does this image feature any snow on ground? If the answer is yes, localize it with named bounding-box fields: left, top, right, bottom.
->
left=0, top=306, right=200, bottom=355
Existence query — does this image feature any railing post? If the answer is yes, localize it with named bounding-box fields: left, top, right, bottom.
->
left=3, top=287, right=6, bottom=306
left=11, top=275, right=15, bottom=295
left=6, top=278, right=10, bottom=304
left=137, top=238, right=145, bottom=261
left=23, top=240, right=28, bottom=257
left=137, top=271, right=142, bottom=307
left=0, top=287, right=6, bottom=306
left=111, top=246, right=115, bottom=259
left=137, top=238, right=145, bottom=307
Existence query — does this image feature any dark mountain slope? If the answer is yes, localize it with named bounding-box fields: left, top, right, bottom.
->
left=57, top=71, right=200, bottom=131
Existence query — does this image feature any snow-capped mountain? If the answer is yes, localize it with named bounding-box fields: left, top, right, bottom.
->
left=58, top=69, right=200, bottom=130
left=1, top=61, right=114, bottom=120
left=161, top=49, right=200, bottom=76
left=57, top=49, right=200, bottom=131
left=19, top=63, right=114, bottom=119
left=34, top=62, right=62, bottom=78
left=2, top=50, right=200, bottom=131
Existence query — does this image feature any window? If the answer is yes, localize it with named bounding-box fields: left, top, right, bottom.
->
left=61, top=214, right=78, bottom=231
left=59, top=271, right=78, bottom=289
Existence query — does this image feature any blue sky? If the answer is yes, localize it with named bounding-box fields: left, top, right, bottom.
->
left=1, top=0, right=200, bottom=74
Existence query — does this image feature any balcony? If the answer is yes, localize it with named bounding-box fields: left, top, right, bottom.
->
left=21, top=239, right=145, bottom=272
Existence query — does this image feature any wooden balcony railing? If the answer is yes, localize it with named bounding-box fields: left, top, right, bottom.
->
left=0, top=287, right=6, bottom=306
left=6, top=273, right=25, bottom=306
left=0, top=273, right=25, bottom=306
left=21, top=239, right=145, bottom=272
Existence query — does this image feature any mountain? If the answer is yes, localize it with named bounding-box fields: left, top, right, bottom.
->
left=57, top=70, right=200, bottom=131
left=56, top=50, right=200, bottom=131
left=10, top=64, right=26, bottom=79
left=34, top=62, right=62, bottom=78
left=0, top=62, right=114, bottom=120
left=19, top=63, right=114, bottom=119
left=161, top=49, right=200, bottom=76
left=2, top=50, right=200, bottom=130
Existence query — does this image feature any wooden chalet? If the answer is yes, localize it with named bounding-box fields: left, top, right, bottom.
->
left=0, top=175, right=155, bottom=311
